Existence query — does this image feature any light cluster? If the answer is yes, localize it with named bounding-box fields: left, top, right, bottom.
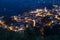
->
left=0, top=5, right=60, bottom=33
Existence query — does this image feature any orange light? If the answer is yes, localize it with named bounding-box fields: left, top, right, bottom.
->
left=46, top=12, right=52, bottom=16
left=30, top=9, right=43, bottom=13
left=8, top=26, right=13, bottom=30
left=13, top=16, right=17, bottom=21
left=25, top=17, right=30, bottom=22
left=0, top=20, right=4, bottom=24
left=55, top=15, right=60, bottom=20
left=32, top=20, right=36, bottom=27
left=18, top=27, right=24, bottom=31
left=45, top=23, right=51, bottom=26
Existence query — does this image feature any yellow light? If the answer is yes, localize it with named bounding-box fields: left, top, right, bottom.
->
left=8, top=26, right=13, bottom=30
left=36, top=9, right=43, bottom=12
left=32, top=20, right=36, bottom=27
left=45, top=23, right=51, bottom=26
left=25, top=17, right=30, bottom=22
left=30, top=9, right=43, bottom=13
left=13, top=16, right=17, bottom=20
left=13, top=30, right=18, bottom=32
left=18, top=27, right=24, bottom=31
left=44, top=20, right=54, bottom=26
left=55, top=15, right=60, bottom=20
left=46, top=11, right=52, bottom=16
left=0, top=20, right=4, bottom=24
left=25, top=20, right=29, bottom=22
left=4, top=25, right=7, bottom=28
left=57, top=18, right=60, bottom=20
left=44, top=9, right=47, bottom=12
left=51, top=20, right=54, bottom=23
left=55, top=15, right=58, bottom=18
left=28, top=18, right=32, bottom=21
left=36, top=13, right=42, bottom=16
left=26, top=24, right=29, bottom=28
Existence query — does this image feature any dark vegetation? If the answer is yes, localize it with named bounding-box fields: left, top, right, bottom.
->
left=0, top=24, right=60, bottom=40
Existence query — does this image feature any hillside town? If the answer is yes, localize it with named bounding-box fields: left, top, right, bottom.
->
left=0, top=5, right=60, bottom=33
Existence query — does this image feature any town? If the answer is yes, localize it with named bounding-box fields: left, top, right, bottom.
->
left=0, top=4, right=60, bottom=34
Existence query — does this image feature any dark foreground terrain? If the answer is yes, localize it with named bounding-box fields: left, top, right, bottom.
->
left=0, top=24, right=60, bottom=40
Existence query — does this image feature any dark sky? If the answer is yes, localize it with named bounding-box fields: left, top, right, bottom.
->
left=0, top=0, right=60, bottom=15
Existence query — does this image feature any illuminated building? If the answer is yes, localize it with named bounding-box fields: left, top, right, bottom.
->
left=26, top=24, right=29, bottom=28
left=8, top=26, right=13, bottom=30
left=55, top=15, right=60, bottom=20
left=44, top=7, right=47, bottom=12
left=0, top=4, right=60, bottom=33
left=46, top=11, right=52, bottom=16
left=32, top=20, right=36, bottom=27
left=0, top=20, right=4, bottom=25
left=13, top=16, right=17, bottom=21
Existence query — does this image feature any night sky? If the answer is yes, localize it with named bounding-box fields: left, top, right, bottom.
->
left=0, top=0, right=60, bottom=15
